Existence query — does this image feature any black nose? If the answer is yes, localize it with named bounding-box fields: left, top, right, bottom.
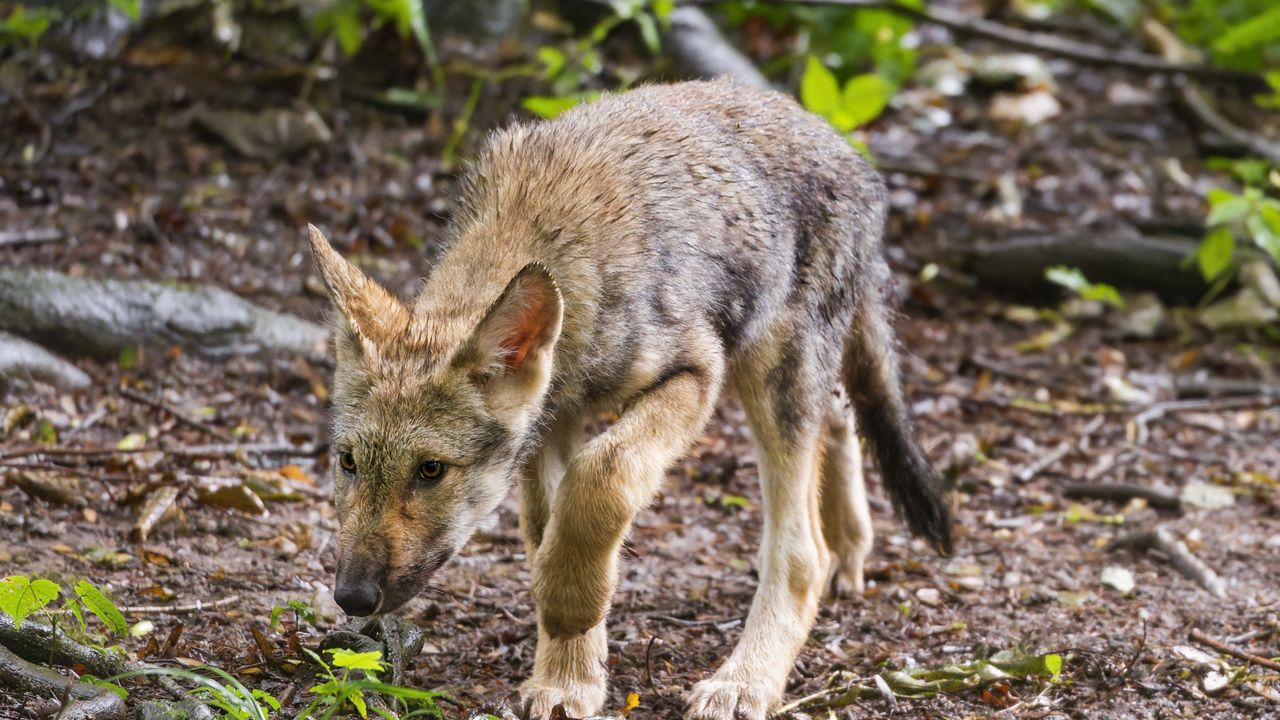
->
left=335, top=578, right=382, bottom=616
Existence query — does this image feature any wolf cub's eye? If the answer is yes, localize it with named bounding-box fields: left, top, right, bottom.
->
left=416, top=460, right=446, bottom=484
left=338, top=450, right=357, bottom=474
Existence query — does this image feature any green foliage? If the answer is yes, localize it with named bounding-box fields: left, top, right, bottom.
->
left=1196, top=182, right=1280, bottom=282
left=800, top=56, right=891, bottom=133
left=298, top=648, right=444, bottom=720
left=110, top=0, right=141, bottom=21
left=312, top=0, right=435, bottom=62
left=1044, top=266, right=1125, bottom=308
left=0, top=575, right=61, bottom=628
left=1, top=575, right=129, bottom=641
left=1171, top=0, right=1280, bottom=71
left=720, top=0, right=920, bottom=87
left=113, top=665, right=272, bottom=720
left=270, top=599, right=319, bottom=632
left=0, top=6, right=60, bottom=49
left=1254, top=71, right=1280, bottom=110
left=75, top=580, right=128, bottom=637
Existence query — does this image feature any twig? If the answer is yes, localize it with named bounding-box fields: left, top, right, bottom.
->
left=677, top=0, right=1258, bottom=82
left=1108, top=527, right=1225, bottom=597
left=1063, top=482, right=1182, bottom=511
left=1141, top=18, right=1280, bottom=163
left=1189, top=628, right=1280, bottom=672
left=117, top=595, right=240, bottom=615
left=117, top=387, right=233, bottom=442
left=1133, top=395, right=1280, bottom=427
left=0, top=228, right=63, bottom=246
left=1015, top=442, right=1071, bottom=483
left=0, top=441, right=322, bottom=462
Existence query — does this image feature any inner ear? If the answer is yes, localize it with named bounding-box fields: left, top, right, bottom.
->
left=465, top=263, right=563, bottom=377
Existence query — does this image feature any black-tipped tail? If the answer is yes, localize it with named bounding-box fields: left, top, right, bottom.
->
left=844, top=305, right=953, bottom=554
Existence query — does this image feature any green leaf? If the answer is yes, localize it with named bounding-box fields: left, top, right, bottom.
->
left=522, top=94, right=592, bottom=119
left=800, top=56, right=841, bottom=118
left=334, top=10, right=363, bottom=57
left=1213, top=5, right=1280, bottom=54
left=75, top=580, right=127, bottom=637
left=0, top=576, right=61, bottom=627
left=252, top=689, right=281, bottom=712
left=840, top=74, right=892, bottom=128
left=109, top=0, right=141, bottom=21
left=81, top=675, right=129, bottom=700
left=1206, top=193, right=1252, bottom=226
left=1197, top=227, right=1237, bottom=281
left=652, top=0, right=675, bottom=22
left=1259, top=204, right=1280, bottom=263
left=635, top=12, right=660, bottom=55
left=536, top=46, right=567, bottom=79
left=350, top=688, right=369, bottom=719
left=328, top=649, right=386, bottom=673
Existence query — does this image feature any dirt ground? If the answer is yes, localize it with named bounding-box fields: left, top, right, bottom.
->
left=2, top=23, right=1280, bottom=720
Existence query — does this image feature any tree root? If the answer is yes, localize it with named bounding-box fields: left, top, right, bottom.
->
left=0, top=644, right=125, bottom=720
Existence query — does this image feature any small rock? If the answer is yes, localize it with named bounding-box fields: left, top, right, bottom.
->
left=1198, top=288, right=1279, bottom=330
left=916, top=587, right=943, bottom=606
left=989, top=90, right=1061, bottom=126
left=974, top=53, right=1055, bottom=90
left=1203, top=670, right=1230, bottom=695
left=1181, top=481, right=1234, bottom=510
left=1100, top=565, right=1135, bottom=594
left=1114, top=292, right=1166, bottom=338
left=1239, top=259, right=1280, bottom=308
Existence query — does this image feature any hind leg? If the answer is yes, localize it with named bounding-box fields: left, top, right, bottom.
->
left=820, top=390, right=874, bottom=598
left=688, top=341, right=832, bottom=720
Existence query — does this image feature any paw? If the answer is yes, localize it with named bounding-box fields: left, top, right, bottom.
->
left=686, top=679, right=773, bottom=720
left=521, top=681, right=606, bottom=720
left=827, top=539, right=870, bottom=599
left=828, top=554, right=866, bottom=598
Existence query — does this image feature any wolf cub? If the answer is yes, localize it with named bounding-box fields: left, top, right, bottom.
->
left=310, top=79, right=951, bottom=720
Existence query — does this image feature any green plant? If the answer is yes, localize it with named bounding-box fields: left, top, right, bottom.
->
left=799, top=55, right=891, bottom=135
left=1170, top=0, right=1280, bottom=71
left=313, top=0, right=442, bottom=87
left=298, top=648, right=444, bottom=720
left=0, top=575, right=128, bottom=640
left=0, top=5, right=60, bottom=49
left=719, top=0, right=920, bottom=87
left=1195, top=180, right=1280, bottom=283
left=1044, top=266, right=1125, bottom=308
left=112, top=664, right=278, bottom=720
left=520, top=0, right=674, bottom=119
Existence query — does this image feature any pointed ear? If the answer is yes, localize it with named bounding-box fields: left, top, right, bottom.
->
left=307, top=224, right=410, bottom=348
left=462, top=263, right=563, bottom=390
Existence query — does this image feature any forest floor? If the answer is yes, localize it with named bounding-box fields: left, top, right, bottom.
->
left=2, top=17, right=1280, bottom=720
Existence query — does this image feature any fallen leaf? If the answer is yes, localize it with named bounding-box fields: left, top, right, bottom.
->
left=1100, top=565, right=1135, bottom=594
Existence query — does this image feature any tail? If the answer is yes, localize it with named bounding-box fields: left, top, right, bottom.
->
left=843, top=279, right=954, bottom=555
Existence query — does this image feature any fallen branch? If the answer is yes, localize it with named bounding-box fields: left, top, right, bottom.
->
left=1015, top=442, right=1071, bottom=483
left=678, top=0, right=1258, bottom=82
left=1189, top=628, right=1280, bottom=672
left=1108, top=527, right=1226, bottom=597
left=0, top=227, right=63, bottom=246
left=117, top=594, right=241, bottom=616
left=0, top=644, right=125, bottom=720
left=0, top=268, right=328, bottom=361
left=665, top=6, right=769, bottom=88
left=1062, top=482, right=1182, bottom=511
left=0, top=440, right=322, bottom=462
left=1142, top=19, right=1280, bottom=164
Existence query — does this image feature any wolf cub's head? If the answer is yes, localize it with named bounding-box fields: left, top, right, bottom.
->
left=307, top=225, right=562, bottom=617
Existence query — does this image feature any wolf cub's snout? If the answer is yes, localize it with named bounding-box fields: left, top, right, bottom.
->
left=312, top=79, right=950, bottom=720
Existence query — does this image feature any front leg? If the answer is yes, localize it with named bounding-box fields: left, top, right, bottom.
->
left=518, top=416, right=608, bottom=719
left=533, top=358, right=723, bottom=639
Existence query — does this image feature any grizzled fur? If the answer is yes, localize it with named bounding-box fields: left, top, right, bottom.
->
left=310, top=79, right=952, bottom=720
